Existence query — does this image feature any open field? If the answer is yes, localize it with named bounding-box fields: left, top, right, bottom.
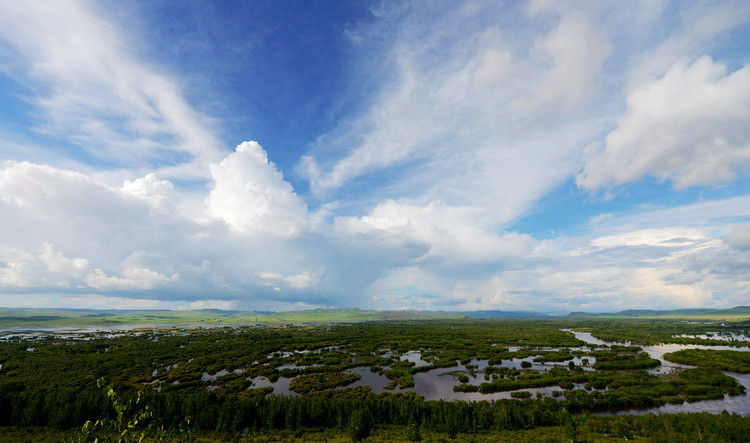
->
left=1, top=306, right=749, bottom=328
left=0, top=307, right=465, bottom=327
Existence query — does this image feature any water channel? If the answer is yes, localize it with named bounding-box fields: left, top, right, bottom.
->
left=4, top=324, right=748, bottom=415
left=562, top=329, right=750, bottom=415
left=248, top=329, right=750, bottom=415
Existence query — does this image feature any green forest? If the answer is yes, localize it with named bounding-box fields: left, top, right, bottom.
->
left=1, top=318, right=749, bottom=441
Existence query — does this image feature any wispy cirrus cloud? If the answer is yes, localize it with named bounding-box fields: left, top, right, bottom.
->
left=0, top=0, right=223, bottom=179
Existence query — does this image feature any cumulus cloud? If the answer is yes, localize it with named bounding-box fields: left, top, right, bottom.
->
left=0, top=244, right=89, bottom=288
left=121, top=174, right=175, bottom=209
left=38, top=243, right=90, bottom=277
left=0, top=249, right=37, bottom=288
left=206, top=141, right=308, bottom=238
left=85, top=266, right=178, bottom=291
left=578, top=56, right=750, bottom=190
left=334, top=200, right=534, bottom=263
left=257, top=271, right=320, bottom=290
left=356, top=194, right=750, bottom=312
left=0, top=159, right=323, bottom=308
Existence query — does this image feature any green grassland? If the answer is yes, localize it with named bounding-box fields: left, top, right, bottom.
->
left=568, top=306, right=750, bottom=322
left=0, top=307, right=464, bottom=327
left=1, top=305, right=749, bottom=328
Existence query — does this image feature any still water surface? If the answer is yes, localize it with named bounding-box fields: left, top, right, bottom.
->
left=565, top=329, right=750, bottom=416
left=4, top=324, right=748, bottom=414
left=250, top=329, right=750, bottom=414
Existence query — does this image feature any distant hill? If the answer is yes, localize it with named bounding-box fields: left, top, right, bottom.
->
left=1, top=305, right=748, bottom=328
left=260, top=308, right=464, bottom=322
left=462, top=310, right=553, bottom=318
left=0, top=307, right=463, bottom=327
left=616, top=309, right=709, bottom=316
left=567, top=306, right=750, bottom=320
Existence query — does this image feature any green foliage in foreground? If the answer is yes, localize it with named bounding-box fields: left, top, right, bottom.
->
left=3, top=413, right=750, bottom=442
left=664, top=348, right=750, bottom=373
left=1, top=373, right=745, bottom=438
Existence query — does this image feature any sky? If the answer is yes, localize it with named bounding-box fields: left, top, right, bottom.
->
left=0, top=0, right=749, bottom=313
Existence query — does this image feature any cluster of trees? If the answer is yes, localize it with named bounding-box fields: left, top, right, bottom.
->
left=455, top=364, right=742, bottom=408
left=289, top=372, right=361, bottom=394
left=3, top=382, right=750, bottom=442
left=590, top=346, right=661, bottom=370
left=664, top=348, right=750, bottom=373
left=580, top=320, right=750, bottom=346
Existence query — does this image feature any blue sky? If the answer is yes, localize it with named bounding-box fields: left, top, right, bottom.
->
left=1, top=0, right=749, bottom=312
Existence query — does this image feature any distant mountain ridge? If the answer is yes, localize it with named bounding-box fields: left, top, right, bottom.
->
left=0, top=305, right=748, bottom=326
left=462, top=310, right=556, bottom=318
left=567, top=306, right=750, bottom=319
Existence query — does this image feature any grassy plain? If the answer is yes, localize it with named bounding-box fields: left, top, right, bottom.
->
left=2, top=306, right=749, bottom=329
left=0, top=308, right=464, bottom=327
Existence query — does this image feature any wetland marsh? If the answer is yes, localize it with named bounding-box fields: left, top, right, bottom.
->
left=1, top=318, right=749, bottom=441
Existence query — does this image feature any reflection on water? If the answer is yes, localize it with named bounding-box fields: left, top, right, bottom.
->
left=0, top=323, right=234, bottom=341
left=5, top=324, right=747, bottom=414
left=202, top=368, right=244, bottom=381
left=247, top=354, right=602, bottom=402
left=251, top=375, right=297, bottom=396
left=673, top=332, right=750, bottom=342
left=400, top=350, right=431, bottom=367
left=255, top=332, right=750, bottom=412
left=565, top=329, right=750, bottom=416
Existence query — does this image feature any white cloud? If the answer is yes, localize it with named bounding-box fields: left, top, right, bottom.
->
left=0, top=244, right=90, bottom=288
left=85, top=266, right=178, bottom=291
left=258, top=271, right=319, bottom=290
left=335, top=199, right=534, bottom=263
left=121, top=174, right=174, bottom=209
left=627, top=1, right=750, bottom=84
left=578, top=56, right=750, bottom=190
left=300, top=1, right=601, bottom=206
left=519, top=4, right=611, bottom=111
left=206, top=141, right=308, bottom=238
left=590, top=228, right=709, bottom=249
left=356, top=194, right=750, bottom=312
left=187, top=299, right=237, bottom=311
left=38, top=243, right=89, bottom=277
left=0, top=0, right=222, bottom=178
left=0, top=249, right=37, bottom=287
left=726, top=223, right=750, bottom=250
left=0, top=1, right=749, bottom=313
